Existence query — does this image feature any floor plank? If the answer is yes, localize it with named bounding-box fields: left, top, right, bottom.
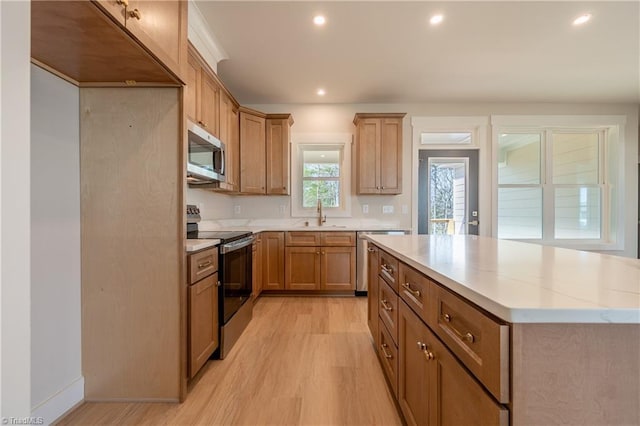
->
left=57, top=296, right=402, bottom=425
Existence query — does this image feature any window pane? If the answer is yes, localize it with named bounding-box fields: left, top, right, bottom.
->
left=498, top=188, right=542, bottom=239
left=555, top=187, right=601, bottom=239
left=498, top=133, right=541, bottom=184
left=303, top=150, right=340, bottom=177
left=303, top=180, right=340, bottom=208
left=552, top=133, right=598, bottom=184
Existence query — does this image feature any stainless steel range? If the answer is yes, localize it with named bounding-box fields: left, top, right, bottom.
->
left=187, top=205, right=253, bottom=359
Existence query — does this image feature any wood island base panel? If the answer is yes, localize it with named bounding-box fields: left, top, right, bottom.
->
left=366, top=234, right=640, bottom=426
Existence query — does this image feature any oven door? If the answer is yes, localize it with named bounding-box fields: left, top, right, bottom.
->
left=220, top=236, right=254, bottom=324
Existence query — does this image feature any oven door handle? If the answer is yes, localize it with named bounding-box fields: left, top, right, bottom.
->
left=220, top=235, right=255, bottom=254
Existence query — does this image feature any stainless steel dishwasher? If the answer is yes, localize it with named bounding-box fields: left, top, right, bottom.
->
left=356, top=230, right=410, bottom=295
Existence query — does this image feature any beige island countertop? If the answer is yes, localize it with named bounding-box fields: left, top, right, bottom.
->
left=366, top=234, right=640, bottom=324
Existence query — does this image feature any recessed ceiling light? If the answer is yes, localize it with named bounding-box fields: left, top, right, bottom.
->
left=430, top=14, right=444, bottom=25
left=313, top=15, right=326, bottom=26
left=573, top=14, right=591, bottom=26
left=317, top=88, right=326, bottom=96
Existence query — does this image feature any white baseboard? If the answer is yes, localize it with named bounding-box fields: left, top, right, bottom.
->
left=31, top=376, right=84, bottom=426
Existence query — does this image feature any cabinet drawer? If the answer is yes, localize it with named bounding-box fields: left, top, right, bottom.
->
left=378, top=249, right=399, bottom=291
left=378, top=317, right=399, bottom=397
left=429, top=284, right=510, bottom=403
left=320, top=231, right=356, bottom=246
left=379, top=278, right=399, bottom=345
left=285, top=231, right=321, bottom=246
left=188, top=247, right=218, bottom=284
left=398, top=262, right=432, bottom=323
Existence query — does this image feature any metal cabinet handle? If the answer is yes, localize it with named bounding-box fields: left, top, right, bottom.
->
left=380, top=343, right=393, bottom=359
left=402, top=282, right=421, bottom=298
left=380, top=299, right=393, bottom=311
left=417, top=341, right=434, bottom=360
left=367, top=247, right=376, bottom=253
left=116, top=0, right=128, bottom=6
left=381, top=264, right=394, bottom=274
left=442, top=312, right=475, bottom=344
left=128, top=8, right=141, bottom=20
left=198, top=260, right=212, bottom=269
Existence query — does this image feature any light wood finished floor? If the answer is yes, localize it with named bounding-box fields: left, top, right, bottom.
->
left=57, top=297, right=402, bottom=425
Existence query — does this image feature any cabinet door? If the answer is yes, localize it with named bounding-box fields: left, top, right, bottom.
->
left=379, top=118, right=402, bottom=194
left=184, top=49, right=200, bottom=124
left=285, top=247, right=321, bottom=290
left=240, top=112, right=266, bottom=194
left=321, top=246, right=355, bottom=291
left=356, top=118, right=380, bottom=194
left=200, top=72, right=219, bottom=136
left=429, top=321, right=509, bottom=426
left=367, top=244, right=379, bottom=343
left=217, top=94, right=239, bottom=191
left=262, top=232, right=284, bottom=290
left=266, top=117, right=291, bottom=195
left=188, top=273, right=218, bottom=378
left=398, top=301, right=432, bottom=426
left=126, top=0, right=186, bottom=80
left=255, top=235, right=263, bottom=295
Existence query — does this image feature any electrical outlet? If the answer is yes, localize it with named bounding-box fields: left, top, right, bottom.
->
left=234, top=205, right=241, bottom=215
left=362, top=204, right=369, bottom=214
left=382, top=205, right=394, bottom=214
left=402, top=205, right=409, bottom=214
left=279, top=205, right=287, bottom=214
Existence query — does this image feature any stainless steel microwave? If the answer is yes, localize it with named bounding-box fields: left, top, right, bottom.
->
left=187, top=121, right=226, bottom=185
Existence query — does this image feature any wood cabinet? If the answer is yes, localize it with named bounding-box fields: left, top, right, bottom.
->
left=283, top=232, right=356, bottom=292
left=185, top=45, right=220, bottom=135
left=217, top=92, right=240, bottom=192
left=398, top=301, right=508, bottom=426
left=367, top=243, right=380, bottom=346
left=252, top=234, right=263, bottom=298
left=32, top=0, right=186, bottom=85
left=369, top=243, right=510, bottom=425
left=187, top=247, right=219, bottom=379
left=266, top=115, right=294, bottom=195
left=354, top=113, right=406, bottom=195
left=240, top=108, right=267, bottom=194
left=262, top=232, right=285, bottom=290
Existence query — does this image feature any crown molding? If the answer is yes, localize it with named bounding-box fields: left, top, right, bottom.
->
left=188, top=1, right=228, bottom=73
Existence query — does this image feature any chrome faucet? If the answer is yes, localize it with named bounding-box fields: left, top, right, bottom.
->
left=317, top=199, right=327, bottom=226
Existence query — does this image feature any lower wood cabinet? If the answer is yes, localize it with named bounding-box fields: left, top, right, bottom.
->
left=252, top=234, right=263, bottom=298
left=262, top=232, right=285, bottom=290
left=398, top=301, right=508, bottom=426
left=367, top=243, right=380, bottom=346
left=282, top=232, right=356, bottom=292
left=188, top=272, right=218, bottom=379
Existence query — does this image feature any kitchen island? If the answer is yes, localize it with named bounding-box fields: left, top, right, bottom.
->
left=366, top=234, right=639, bottom=426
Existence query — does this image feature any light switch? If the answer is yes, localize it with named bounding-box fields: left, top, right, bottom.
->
left=402, top=205, right=409, bottom=214
left=234, top=205, right=241, bottom=215
left=362, top=204, right=369, bottom=214
left=382, top=205, right=394, bottom=214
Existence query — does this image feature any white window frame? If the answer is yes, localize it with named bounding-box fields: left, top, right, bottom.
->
left=291, top=133, right=352, bottom=218
left=491, top=115, right=626, bottom=251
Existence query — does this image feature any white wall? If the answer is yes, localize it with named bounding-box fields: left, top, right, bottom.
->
left=1, top=0, right=32, bottom=419
left=188, top=102, right=638, bottom=256
left=30, top=65, right=83, bottom=424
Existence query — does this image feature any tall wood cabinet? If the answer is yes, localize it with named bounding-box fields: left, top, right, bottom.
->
left=266, top=114, right=294, bottom=195
left=354, top=113, right=406, bottom=195
left=239, top=108, right=267, bottom=194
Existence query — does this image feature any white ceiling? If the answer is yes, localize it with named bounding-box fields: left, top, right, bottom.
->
left=195, top=1, right=640, bottom=105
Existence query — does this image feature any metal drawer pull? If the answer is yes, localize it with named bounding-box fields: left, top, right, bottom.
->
left=441, top=312, right=476, bottom=344
left=417, top=341, right=435, bottom=361
left=380, top=299, right=393, bottom=311
left=367, top=247, right=376, bottom=253
left=380, top=343, right=393, bottom=359
left=381, top=264, right=394, bottom=274
left=198, top=260, right=212, bottom=269
left=402, top=282, right=421, bottom=298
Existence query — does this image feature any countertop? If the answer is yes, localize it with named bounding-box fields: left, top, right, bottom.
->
left=366, top=234, right=640, bottom=324
left=186, top=239, right=220, bottom=253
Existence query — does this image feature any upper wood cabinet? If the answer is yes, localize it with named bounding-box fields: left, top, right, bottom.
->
left=217, top=92, right=240, bottom=192
left=185, top=44, right=221, bottom=135
left=31, top=0, right=186, bottom=85
left=239, top=108, right=267, bottom=194
left=354, top=113, right=406, bottom=195
left=266, top=115, right=294, bottom=195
